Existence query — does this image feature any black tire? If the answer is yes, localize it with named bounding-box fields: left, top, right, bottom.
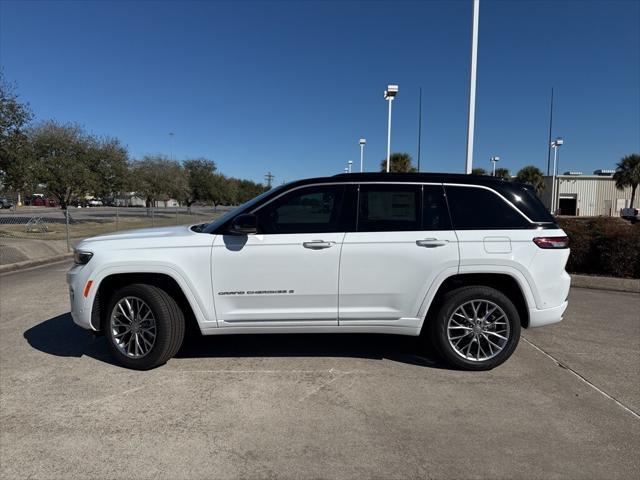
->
left=104, top=283, right=185, bottom=370
left=425, top=286, right=521, bottom=371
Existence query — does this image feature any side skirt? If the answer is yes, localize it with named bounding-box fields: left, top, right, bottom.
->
left=200, top=325, right=421, bottom=336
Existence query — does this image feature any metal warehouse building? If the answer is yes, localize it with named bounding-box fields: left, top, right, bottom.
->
left=540, top=170, right=637, bottom=216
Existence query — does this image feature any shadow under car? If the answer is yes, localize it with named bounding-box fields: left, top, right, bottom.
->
left=24, top=313, right=448, bottom=369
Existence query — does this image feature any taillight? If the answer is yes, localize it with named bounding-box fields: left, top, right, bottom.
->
left=533, top=236, right=570, bottom=249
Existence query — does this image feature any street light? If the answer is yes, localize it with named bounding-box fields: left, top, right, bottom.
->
left=550, top=137, right=564, bottom=214
left=384, top=84, right=398, bottom=173
left=490, top=156, right=500, bottom=176
left=168, top=132, right=175, bottom=161
left=347, top=160, right=353, bottom=173
left=359, top=138, right=366, bottom=172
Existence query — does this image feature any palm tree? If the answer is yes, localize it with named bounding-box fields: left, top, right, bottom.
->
left=515, top=165, right=545, bottom=195
left=494, top=167, right=511, bottom=180
left=471, top=167, right=487, bottom=175
left=379, top=153, right=417, bottom=173
left=613, top=154, right=640, bottom=208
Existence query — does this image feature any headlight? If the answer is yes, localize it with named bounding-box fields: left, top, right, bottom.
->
left=74, top=250, right=93, bottom=265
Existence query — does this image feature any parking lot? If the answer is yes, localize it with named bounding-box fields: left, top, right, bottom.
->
left=1, top=261, right=638, bottom=479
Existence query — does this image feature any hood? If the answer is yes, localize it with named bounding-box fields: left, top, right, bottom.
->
left=83, top=225, right=194, bottom=243
left=76, top=224, right=213, bottom=252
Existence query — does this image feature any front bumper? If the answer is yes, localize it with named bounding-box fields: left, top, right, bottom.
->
left=528, top=301, right=568, bottom=328
left=66, top=264, right=96, bottom=330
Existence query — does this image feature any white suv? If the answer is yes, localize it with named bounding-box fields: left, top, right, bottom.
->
left=67, top=173, right=571, bottom=370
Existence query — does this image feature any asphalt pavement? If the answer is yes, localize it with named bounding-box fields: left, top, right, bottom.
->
left=0, top=261, right=638, bottom=479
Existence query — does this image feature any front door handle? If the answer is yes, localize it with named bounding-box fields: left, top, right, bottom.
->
left=303, top=240, right=334, bottom=250
left=416, top=238, right=448, bottom=248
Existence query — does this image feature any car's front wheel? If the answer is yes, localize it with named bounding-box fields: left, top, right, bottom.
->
left=427, top=286, right=521, bottom=370
left=105, top=283, right=185, bottom=370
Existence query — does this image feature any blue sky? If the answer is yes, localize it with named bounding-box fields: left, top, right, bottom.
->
left=1, top=0, right=638, bottom=184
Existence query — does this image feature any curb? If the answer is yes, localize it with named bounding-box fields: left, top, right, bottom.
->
left=0, top=253, right=74, bottom=274
left=570, top=274, right=640, bottom=294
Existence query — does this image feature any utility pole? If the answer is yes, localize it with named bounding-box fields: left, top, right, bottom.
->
left=265, top=172, right=275, bottom=188
left=546, top=88, right=554, bottom=175
left=417, top=87, right=422, bottom=172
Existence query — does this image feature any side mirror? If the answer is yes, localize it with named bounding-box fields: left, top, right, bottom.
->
left=230, top=213, right=257, bottom=235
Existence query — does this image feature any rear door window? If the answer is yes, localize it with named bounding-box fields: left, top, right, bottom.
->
left=357, top=184, right=421, bottom=232
left=444, top=185, right=531, bottom=230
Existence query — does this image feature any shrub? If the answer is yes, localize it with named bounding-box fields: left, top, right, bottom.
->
left=557, top=217, right=640, bottom=278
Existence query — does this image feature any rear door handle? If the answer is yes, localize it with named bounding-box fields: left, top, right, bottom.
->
left=303, top=240, right=334, bottom=250
left=416, top=238, right=448, bottom=248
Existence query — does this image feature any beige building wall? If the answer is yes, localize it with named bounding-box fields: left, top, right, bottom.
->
left=541, top=175, right=636, bottom=216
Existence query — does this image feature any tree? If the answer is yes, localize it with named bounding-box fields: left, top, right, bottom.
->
left=234, top=178, right=267, bottom=203
left=183, top=158, right=217, bottom=212
left=29, top=121, right=95, bottom=209
left=89, top=137, right=129, bottom=200
left=613, top=154, right=640, bottom=208
left=0, top=73, right=34, bottom=197
left=379, top=153, right=417, bottom=173
left=130, top=155, right=187, bottom=211
left=494, top=168, right=511, bottom=180
left=471, top=167, right=487, bottom=176
left=211, top=174, right=236, bottom=208
left=515, top=165, right=545, bottom=195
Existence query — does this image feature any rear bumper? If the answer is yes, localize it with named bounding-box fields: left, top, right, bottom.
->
left=528, top=301, right=568, bottom=328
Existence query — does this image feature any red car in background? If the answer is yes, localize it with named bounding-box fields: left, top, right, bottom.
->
left=28, top=196, right=58, bottom=207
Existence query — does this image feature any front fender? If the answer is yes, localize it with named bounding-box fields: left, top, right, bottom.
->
left=87, top=262, right=216, bottom=331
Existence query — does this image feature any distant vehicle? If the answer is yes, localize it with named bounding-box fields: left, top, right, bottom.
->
left=70, top=200, right=88, bottom=208
left=68, top=173, right=571, bottom=371
left=88, top=199, right=104, bottom=207
left=620, top=207, right=639, bottom=223
left=0, top=197, right=14, bottom=209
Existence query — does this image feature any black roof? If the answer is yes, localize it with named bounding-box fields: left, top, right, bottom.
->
left=332, top=172, right=515, bottom=186
left=279, top=172, right=529, bottom=190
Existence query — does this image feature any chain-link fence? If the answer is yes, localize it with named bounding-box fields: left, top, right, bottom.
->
left=0, top=205, right=227, bottom=266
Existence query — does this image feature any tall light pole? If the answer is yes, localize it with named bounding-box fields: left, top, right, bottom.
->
left=384, top=85, right=398, bottom=173
left=465, top=0, right=480, bottom=174
left=550, top=137, right=564, bottom=214
left=168, top=132, right=175, bottom=161
left=490, top=156, right=500, bottom=176
left=359, top=138, right=366, bottom=172
left=347, top=160, right=353, bottom=173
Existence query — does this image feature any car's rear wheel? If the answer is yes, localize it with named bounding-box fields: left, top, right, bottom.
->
left=105, top=283, right=185, bottom=370
left=427, top=286, right=521, bottom=370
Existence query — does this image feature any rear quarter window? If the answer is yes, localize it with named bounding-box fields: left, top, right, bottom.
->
left=508, top=186, right=555, bottom=224
left=444, top=185, right=531, bottom=230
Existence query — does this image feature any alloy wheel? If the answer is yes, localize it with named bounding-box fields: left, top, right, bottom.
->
left=446, top=299, right=510, bottom=362
left=110, top=296, right=157, bottom=358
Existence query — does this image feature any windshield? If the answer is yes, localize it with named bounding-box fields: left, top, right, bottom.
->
left=201, top=185, right=286, bottom=233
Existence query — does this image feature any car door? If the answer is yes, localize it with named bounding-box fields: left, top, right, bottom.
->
left=338, top=183, right=459, bottom=326
left=212, top=184, right=347, bottom=326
